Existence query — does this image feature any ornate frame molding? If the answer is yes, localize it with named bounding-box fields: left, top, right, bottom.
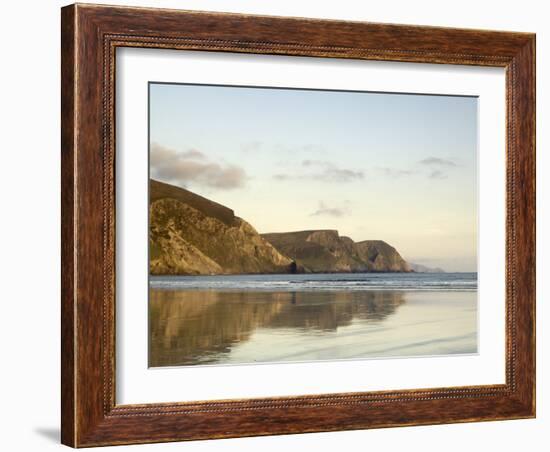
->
left=61, top=4, right=535, bottom=447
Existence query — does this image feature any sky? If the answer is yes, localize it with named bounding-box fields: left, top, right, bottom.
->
left=149, top=83, right=478, bottom=272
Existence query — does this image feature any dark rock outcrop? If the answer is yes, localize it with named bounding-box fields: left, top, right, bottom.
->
left=261, top=230, right=411, bottom=273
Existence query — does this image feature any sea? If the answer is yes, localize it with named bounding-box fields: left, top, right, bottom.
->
left=149, top=272, right=477, bottom=367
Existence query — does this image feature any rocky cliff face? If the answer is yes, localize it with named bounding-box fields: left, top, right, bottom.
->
left=261, top=230, right=411, bottom=273
left=355, top=240, right=412, bottom=272
left=149, top=179, right=411, bottom=275
left=149, top=180, right=293, bottom=275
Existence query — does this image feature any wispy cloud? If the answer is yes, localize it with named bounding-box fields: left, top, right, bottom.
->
left=302, top=160, right=364, bottom=183
left=377, top=167, right=415, bottom=178
left=150, top=143, right=247, bottom=189
left=273, top=174, right=292, bottom=181
left=312, top=167, right=364, bottom=183
left=310, top=201, right=350, bottom=218
left=273, top=160, right=364, bottom=183
left=418, top=157, right=457, bottom=180
left=302, top=159, right=324, bottom=167
left=300, top=144, right=325, bottom=153
left=418, top=157, right=457, bottom=167
left=274, top=143, right=326, bottom=154
left=429, top=170, right=447, bottom=179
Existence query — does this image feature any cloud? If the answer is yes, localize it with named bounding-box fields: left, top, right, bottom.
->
left=273, top=143, right=326, bottom=155
left=302, top=160, right=365, bottom=183
left=150, top=143, right=247, bottom=189
left=313, top=167, right=364, bottom=183
left=310, top=201, right=350, bottom=218
left=377, top=167, right=415, bottom=178
left=301, top=144, right=325, bottom=153
left=418, top=157, right=457, bottom=167
left=418, top=157, right=457, bottom=180
left=179, top=149, right=206, bottom=160
left=302, top=159, right=322, bottom=167
left=429, top=170, right=447, bottom=179
left=273, top=174, right=292, bottom=181
left=273, top=161, right=364, bottom=183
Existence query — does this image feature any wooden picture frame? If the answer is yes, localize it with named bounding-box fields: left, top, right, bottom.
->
left=61, top=3, right=535, bottom=447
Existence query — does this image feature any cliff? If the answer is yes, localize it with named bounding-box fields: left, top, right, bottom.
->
left=149, top=179, right=411, bottom=275
left=149, top=179, right=293, bottom=275
left=261, top=231, right=411, bottom=273
left=355, top=240, right=412, bottom=272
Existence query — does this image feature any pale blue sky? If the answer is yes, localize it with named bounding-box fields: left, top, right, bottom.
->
left=149, top=83, right=477, bottom=272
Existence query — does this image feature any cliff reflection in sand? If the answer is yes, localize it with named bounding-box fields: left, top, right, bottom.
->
left=149, top=290, right=405, bottom=367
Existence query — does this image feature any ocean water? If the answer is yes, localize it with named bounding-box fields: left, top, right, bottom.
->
left=150, top=272, right=477, bottom=292
left=149, top=273, right=477, bottom=367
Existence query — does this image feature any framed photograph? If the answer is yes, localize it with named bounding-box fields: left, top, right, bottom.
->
left=61, top=3, right=535, bottom=447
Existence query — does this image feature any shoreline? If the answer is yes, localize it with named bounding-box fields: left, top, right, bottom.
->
left=150, top=271, right=478, bottom=278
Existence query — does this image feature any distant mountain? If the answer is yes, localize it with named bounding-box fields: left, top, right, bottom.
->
left=261, top=230, right=411, bottom=273
left=149, top=179, right=293, bottom=275
left=409, top=262, right=446, bottom=273
left=150, top=179, right=412, bottom=275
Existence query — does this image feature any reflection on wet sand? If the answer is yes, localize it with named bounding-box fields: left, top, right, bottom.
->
left=149, top=290, right=405, bottom=366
